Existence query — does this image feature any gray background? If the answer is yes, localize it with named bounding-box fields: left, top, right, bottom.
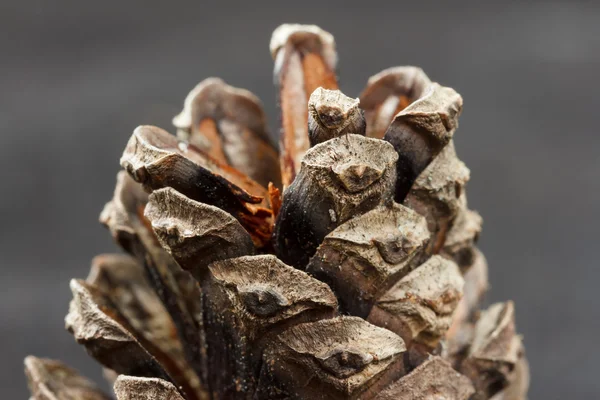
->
left=1, top=0, right=598, bottom=398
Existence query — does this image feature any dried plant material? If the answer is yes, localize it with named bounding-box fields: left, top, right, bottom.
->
left=442, top=204, right=483, bottom=271
left=86, top=254, right=205, bottom=400
left=376, top=356, right=475, bottom=400
left=86, top=254, right=182, bottom=359
left=258, top=316, right=406, bottom=400
left=270, top=24, right=338, bottom=187
left=122, top=125, right=268, bottom=203
left=100, top=172, right=209, bottom=396
left=144, top=187, right=255, bottom=280
left=461, top=302, right=522, bottom=399
left=273, top=134, right=398, bottom=268
left=490, top=353, right=530, bottom=400
left=202, top=254, right=337, bottom=398
left=205, top=255, right=338, bottom=338
left=359, top=66, right=432, bottom=139
left=134, top=248, right=209, bottom=399
left=114, top=375, right=185, bottom=400
left=368, top=255, right=464, bottom=352
left=99, top=170, right=149, bottom=253
left=120, top=125, right=273, bottom=247
left=25, top=23, right=528, bottom=400
left=66, top=276, right=206, bottom=400
left=383, top=83, right=463, bottom=202
left=65, top=279, right=171, bottom=381
left=404, top=142, right=471, bottom=253
left=307, top=203, right=430, bottom=317
left=267, top=182, right=282, bottom=219
left=446, top=248, right=489, bottom=350
left=25, top=356, right=111, bottom=400
left=308, top=87, right=366, bottom=146
left=172, top=78, right=281, bottom=188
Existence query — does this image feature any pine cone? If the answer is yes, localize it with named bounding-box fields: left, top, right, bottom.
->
left=25, top=24, right=528, bottom=400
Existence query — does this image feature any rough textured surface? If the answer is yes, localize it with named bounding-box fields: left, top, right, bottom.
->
left=86, top=254, right=177, bottom=350
left=376, top=356, right=475, bottom=400
left=114, top=375, right=185, bottom=400
left=271, top=24, right=339, bottom=187
left=273, top=134, right=397, bottom=268
left=84, top=254, right=204, bottom=400
left=99, top=172, right=209, bottom=399
left=172, top=78, right=281, bottom=188
left=360, top=66, right=432, bottom=140
left=461, top=302, right=522, bottom=399
left=259, top=316, right=406, bottom=399
left=205, top=255, right=338, bottom=338
left=384, top=83, right=463, bottom=201
left=307, top=202, right=430, bottom=317
left=144, top=187, right=255, bottom=280
left=120, top=125, right=273, bottom=247
left=368, top=255, right=464, bottom=350
left=404, top=142, right=471, bottom=254
left=441, top=204, right=483, bottom=271
left=308, top=87, right=365, bottom=146
left=446, top=248, right=489, bottom=356
left=64, top=279, right=170, bottom=381
left=202, top=255, right=338, bottom=398
left=99, top=171, right=150, bottom=254
left=25, top=356, right=111, bottom=400
left=25, top=20, right=529, bottom=399
left=5, top=4, right=596, bottom=399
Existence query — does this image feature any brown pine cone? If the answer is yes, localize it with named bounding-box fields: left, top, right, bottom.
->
left=25, top=23, right=528, bottom=400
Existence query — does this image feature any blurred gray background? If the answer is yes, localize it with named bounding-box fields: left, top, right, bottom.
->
left=1, top=0, right=598, bottom=398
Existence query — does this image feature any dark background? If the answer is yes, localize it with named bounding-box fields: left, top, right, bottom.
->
left=2, top=0, right=598, bottom=398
